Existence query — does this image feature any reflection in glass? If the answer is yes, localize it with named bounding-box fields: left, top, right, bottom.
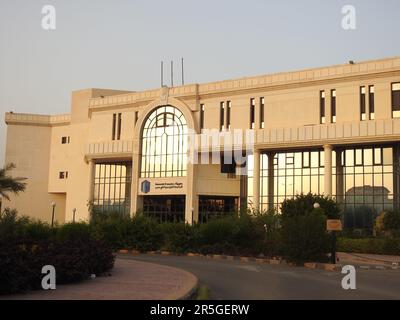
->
left=249, top=150, right=327, bottom=211
left=141, top=105, right=188, bottom=178
left=93, top=162, right=132, bottom=215
left=336, top=147, right=394, bottom=231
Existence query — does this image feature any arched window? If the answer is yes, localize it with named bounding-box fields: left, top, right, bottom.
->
left=141, top=105, right=188, bottom=177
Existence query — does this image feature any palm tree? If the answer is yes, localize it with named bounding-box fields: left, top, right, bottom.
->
left=0, top=163, right=26, bottom=201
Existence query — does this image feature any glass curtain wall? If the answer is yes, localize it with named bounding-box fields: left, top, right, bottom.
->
left=141, top=105, right=188, bottom=178
left=93, top=162, right=132, bottom=215
left=336, top=146, right=395, bottom=230
left=247, top=146, right=398, bottom=231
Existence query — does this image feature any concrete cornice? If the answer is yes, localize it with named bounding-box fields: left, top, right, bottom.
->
left=87, top=56, right=400, bottom=109
left=4, top=112, right=71, bottom=126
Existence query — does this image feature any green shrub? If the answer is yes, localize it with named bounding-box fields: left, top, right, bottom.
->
left=281, top=208, right=330, bottom=263
left=337, top=237, right=400, bottom=255
left=0, top=208, right=30, bottom=241
left=129, top=215, right=163, bottom=252
left=160, top=223, right=198, bottom=254
left=56, top=222, right=91, bottom=241
left=0, top=238, right=115, bottom=294
left=281, top=193, right=340, bottom=219
left=383, top=210, right=400, bottom=232
left=24, top=221, right=54, bottom=241
left=90, top=213, right=133, bottom=250
left=47, top=239, right=115, bottom=283
left=253, top=210, right=283, bottom=257
left=337, top=237, right=381, bottom=254
left=279, top=194, right=339, bottom=263
left=196, top=215, right=241, bottom=255
left=383, top=238, right=400, bottom=255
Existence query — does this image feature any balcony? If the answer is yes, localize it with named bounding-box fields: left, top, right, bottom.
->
left=85, top=140, right=134, bottom=159
left=193, top=118, right=400, bottom=152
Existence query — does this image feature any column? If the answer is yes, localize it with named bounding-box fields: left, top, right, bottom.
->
left=267, top=152, right=276, bottom=211
left=393, top=144, right=400, bottom=211
left=253, top=149, right=261, bottom=211
left=88, top=159, right=95, bottom=204
left=239, top=170, right=248, bottom=214
left=131, top=143, right=143, bottom=217
left=185, top=149, right=198, bottom=224
left=324, top=145, right=333, bottom=196
left=336, top=149, right=344, bottom=204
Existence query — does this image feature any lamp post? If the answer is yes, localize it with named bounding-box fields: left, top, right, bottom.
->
left=51, top=202, right=56, bottom=227
left=72, top=208, right=77, bottom=223
left=0, top=195, right=3, bottom=215
left=315, top=202, right=337, bottom=264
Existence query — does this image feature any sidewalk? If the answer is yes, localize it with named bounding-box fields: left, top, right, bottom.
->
left=1, top=258, right=198, bottom=300
left=337, top=252, right=400, bottom=270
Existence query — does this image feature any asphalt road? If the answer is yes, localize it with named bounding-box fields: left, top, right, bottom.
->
left=118, top=254, right=400, bottom=300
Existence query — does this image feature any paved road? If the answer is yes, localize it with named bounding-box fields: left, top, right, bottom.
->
left=118, top=254, right=400, bottom=300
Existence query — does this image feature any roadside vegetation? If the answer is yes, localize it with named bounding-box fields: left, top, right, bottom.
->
left=0, top=209, right=115, bottom=295
left=0, top=163, right=114, bottom=295
left=1, top=163, right=399, bottom=294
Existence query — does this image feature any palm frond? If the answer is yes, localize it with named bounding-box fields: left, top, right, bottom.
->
left=0, top=163, right=27, bottom=199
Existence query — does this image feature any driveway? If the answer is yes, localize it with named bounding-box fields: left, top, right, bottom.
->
left=119, top=254, right=400, bottom=300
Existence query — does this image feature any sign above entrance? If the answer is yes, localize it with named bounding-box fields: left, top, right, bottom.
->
left=138, top=177, right=186, bottom=195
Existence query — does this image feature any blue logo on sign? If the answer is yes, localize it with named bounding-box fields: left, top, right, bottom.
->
left=141, top=180, right=151, bottom=194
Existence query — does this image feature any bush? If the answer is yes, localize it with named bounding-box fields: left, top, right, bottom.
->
left=253, top=210, right=283, bottom=257
left=160, top=223, right=198, bottom=254
left=281, top=193, right=340, bottom=219
left=56, top=222, right=91, bottom=242
left=280, top=194, right=337, bottom=263
left=129, top=215, right=163, bottom=252
left=24, top=221, right=54, bottom=241
left=196, top=215, right=241, bottom=255
left=0, top=211, right=115, bottom=295
left=0, top=208, right=30, bottom=241
left=0, top=238, right=115, bottom=294
left=337, top=237, right=400, bottom=255
left=90, top=213, right=133, bottom=250
left=383, top=210, right=400, bottom=232
left=281, top=208, right=330, bottom=263
left=48, top=239, right=115, bottom=283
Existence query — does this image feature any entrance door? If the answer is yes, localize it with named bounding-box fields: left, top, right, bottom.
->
left=143, top=195, right=185, bottom=222
left=199, top=196, right=239, bottom=223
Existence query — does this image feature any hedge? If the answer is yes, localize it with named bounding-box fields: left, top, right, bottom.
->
left=0, top=238, right=115, bottom=294
left=0, top=210, right=115, bottom=295
left=337, top=237, right=400, bottom=255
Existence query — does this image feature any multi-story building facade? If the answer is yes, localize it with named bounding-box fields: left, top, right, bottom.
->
left=3, top=56, right=400, bottom=228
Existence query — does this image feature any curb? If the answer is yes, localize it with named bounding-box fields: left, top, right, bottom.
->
left=117, top=249, right=400, bottom=272
left=303, top=262, right=342, bottom=272
left=117, top=250, right=290, bottom=269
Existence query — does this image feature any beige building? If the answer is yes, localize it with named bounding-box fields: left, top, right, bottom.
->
left=3, top=56, right=400, bottom=228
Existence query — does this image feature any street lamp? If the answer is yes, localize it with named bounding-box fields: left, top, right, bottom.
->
left=0, top=195, right=3, bottom=215
left=313, top=202, right=320, bottom=209
left=72, top=208, right=77, bottom=223
left=51, top=202, right=56, bottom=227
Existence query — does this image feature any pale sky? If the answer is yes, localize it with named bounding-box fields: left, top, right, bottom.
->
left=1, top=0, right=399, bottom=165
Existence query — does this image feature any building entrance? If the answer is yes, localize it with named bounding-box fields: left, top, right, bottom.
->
left=143, top=195, right=185, bottom=222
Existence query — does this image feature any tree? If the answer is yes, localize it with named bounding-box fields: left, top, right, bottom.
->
left=0, top=163, right=26, bottom=200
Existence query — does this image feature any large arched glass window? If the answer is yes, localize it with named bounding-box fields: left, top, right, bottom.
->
left=141, top=105, right=188, bottom=177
